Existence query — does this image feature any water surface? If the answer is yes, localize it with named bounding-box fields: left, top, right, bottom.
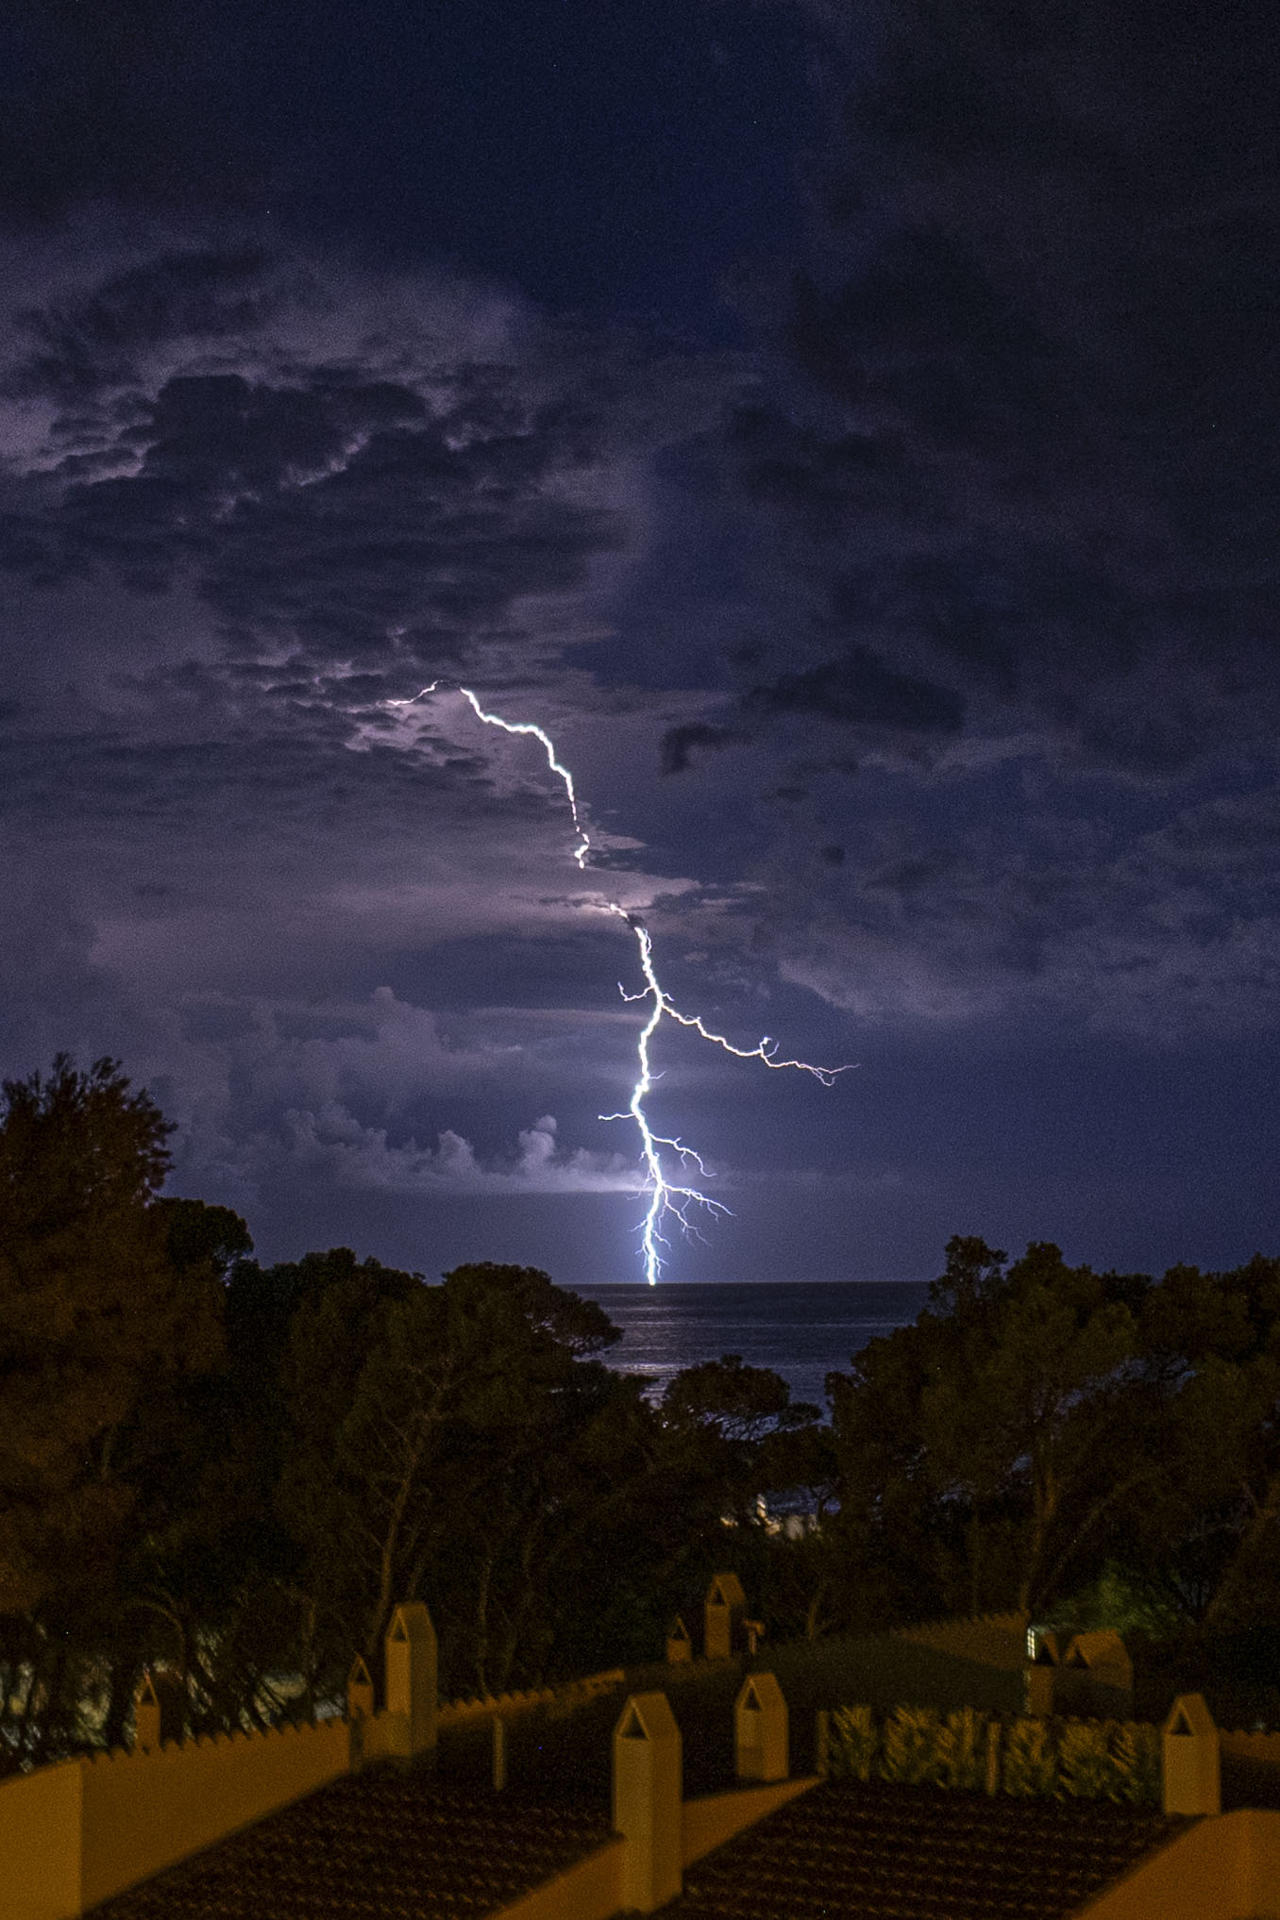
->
left=573, top=1280, right=931, bottom=1410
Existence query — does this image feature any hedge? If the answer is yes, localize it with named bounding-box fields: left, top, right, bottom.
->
left=827, top=1704, right=1160, bottom=1805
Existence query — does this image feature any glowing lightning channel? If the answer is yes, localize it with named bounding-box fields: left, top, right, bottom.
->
left=386, top=683, right=852, bottom=1282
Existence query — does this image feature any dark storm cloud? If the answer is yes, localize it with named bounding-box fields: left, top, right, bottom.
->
left=753, top=759, right=1280, bottom=1045
left=10, top=248, right=285, bottom=397
left=744, top=647, right=965, bottom=736
left=0, top=229, right=761, bottom=1262
left=714, top=0, right=1280, bottom=780
left=0, top=238, right=753, bottom=704
left=4, top=0, right=1279, bottom=1281
left=659, top=722, right=743, bottom=775
left=0, top=243, right=644, bottom=698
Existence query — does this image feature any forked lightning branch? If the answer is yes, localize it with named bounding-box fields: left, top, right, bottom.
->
left=387, top=684, right=850, bottom=1282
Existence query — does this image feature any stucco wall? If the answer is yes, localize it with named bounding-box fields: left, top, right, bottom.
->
left=1079, top=1809, right=1280, bottom=1919
left=0, top=1760, right=84, bottom=1920
left=0, top=1716, right=354, bottom=1920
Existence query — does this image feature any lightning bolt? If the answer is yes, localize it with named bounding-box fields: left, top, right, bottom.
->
left=386, top=683, right=851, bottom=1282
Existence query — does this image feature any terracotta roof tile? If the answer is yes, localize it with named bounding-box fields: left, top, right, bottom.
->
left=86, top=1766, right=612, bottom=1920
left=667, top=1781, right=1192, bottom=1920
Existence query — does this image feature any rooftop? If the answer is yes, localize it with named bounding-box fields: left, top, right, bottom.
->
left=85, top=1765, right=611, bottom=1920
left=665, top=1779, right=1192, bottom=1920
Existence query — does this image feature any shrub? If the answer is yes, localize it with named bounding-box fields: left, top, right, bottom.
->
left=939, top=1706, right=987, bottom=1791
left=1111, top=1720, right=1161, bottom=1805
left=1003, top=1717, right=1056, bottom=1797
left=880, top=1705, right=946, bottom=1786
left=824, top=1703, right=1160, bottom=1806
left=829, top=1704, right=878, bottom=1782
left=1056, top=1719, right=1118, bottom=1799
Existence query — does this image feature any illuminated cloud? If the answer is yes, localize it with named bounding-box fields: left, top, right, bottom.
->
left=277, top=1106, right=640, bottom=1197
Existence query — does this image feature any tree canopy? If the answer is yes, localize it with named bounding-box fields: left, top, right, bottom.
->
left=0, top=1063, right=821, bottom=1767
left=824, top=1235, right=1280, bottom=1634
left=0, top=1058, right=221, bottom=1618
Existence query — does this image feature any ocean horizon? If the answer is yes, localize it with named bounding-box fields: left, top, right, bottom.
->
left=573, top=1278, right=932, bottom=1411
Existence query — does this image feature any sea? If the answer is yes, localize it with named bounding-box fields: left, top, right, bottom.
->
left=573, top=1280, right=932, bottom=1413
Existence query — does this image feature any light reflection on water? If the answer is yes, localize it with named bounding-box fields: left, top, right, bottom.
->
left=572, top=1280, right=931, bottom=1411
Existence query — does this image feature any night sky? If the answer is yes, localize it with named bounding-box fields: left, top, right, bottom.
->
left=3, top=0, right=1277, bottom=1285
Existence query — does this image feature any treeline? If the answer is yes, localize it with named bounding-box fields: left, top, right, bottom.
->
left=823, top=1235, right=1280, bottom=1641
left=3, top=1056, right=1278, bottom=1771
left=0, top=1058, right=821, bottom=1770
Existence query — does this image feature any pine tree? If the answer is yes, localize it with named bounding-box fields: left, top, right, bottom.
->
left=0, top=1056, right=220, bottom=1614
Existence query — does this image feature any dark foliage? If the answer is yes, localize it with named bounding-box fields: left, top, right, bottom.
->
left=4, top=1058, right=1280, bottom=1767
left=824, top=1235, right=1280, bottom=1635
left=0, top=1064, right=821, bottom=1765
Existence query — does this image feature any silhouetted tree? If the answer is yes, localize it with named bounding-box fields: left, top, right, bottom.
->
left=0, top=1058, right=226, bottom=1766
left=0, top=1058, right=221, bottom=1613
left=827, top=1237, right=1155, bottom=1619
left=1133, top=1256, right=1280, bottom=1629
left=276, top=1261, right=636, bottom=1693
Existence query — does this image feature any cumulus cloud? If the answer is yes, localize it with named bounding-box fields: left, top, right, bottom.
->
left=275, top=1106, right=640, bottom=1197
left=0, top=245, right=615, bottom=700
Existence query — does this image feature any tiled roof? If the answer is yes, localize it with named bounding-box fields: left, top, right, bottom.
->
left=666, top=1780, right=1191, bottom=1920
left=86, top=1766, right=612, bottom=1920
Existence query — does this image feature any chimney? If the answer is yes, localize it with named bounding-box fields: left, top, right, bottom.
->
left=347, top=1653, right=375, bottom=1720
left=665, top=1615, right=694, bottom=1665
left=133, top=1672, right=163, bottom=1754
left=704, top=1572, right=746, bottom=1661
left=384, top=1601, right=438, bottom=1759
left=735, top=1672, right=788, bottom=1782
left=132, top=1670, right=182, bottom=1753
left=613, top=1692, right=683, bottom=1913
left=1162, top=1693, right=1220, bottom=1815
